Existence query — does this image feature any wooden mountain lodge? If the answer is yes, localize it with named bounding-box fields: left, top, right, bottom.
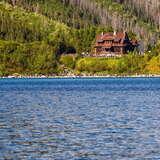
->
left=94, top=31, right=138, bottom=57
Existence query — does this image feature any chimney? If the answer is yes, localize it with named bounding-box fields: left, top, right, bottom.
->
left=113, top=30, right=116, bottom=36
left=101, top=32, right=104, bottom=36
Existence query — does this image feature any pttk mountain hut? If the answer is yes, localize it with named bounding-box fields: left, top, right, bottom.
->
left=94, top=31, right=138, bottom=57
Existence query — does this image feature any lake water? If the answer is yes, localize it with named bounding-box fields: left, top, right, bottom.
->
left=0, top=78, right=160, bottom=160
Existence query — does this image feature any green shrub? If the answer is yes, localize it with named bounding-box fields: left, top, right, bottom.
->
left=60, top=55, right=75, bottom=69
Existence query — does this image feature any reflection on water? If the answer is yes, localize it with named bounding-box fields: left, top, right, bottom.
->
left=0, top=78, right=160, bottom=159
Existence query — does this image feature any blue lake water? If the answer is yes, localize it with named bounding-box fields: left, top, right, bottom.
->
left=0, top=78, right=160, bottom=160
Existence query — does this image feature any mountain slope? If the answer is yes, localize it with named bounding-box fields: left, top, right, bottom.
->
left=5, top=0, right=160, bottom=49
left=4, top=0, right=101, bottom=28
left=65, top=0, right=159, bottom=48
left=0, top=2, right=112, bottom=75
left=114, top=0, right=160, bottom=28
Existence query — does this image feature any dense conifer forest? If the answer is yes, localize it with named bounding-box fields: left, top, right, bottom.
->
left=0, top=0, right=160, bottom=76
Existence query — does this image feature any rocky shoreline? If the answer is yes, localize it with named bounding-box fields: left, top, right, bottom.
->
left=1, top=74, right=160, bottom=79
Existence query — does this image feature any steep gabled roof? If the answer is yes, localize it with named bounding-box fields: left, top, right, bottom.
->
left=96, top=32, right=127, bottom=44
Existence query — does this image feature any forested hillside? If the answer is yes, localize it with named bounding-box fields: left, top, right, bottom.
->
left=64, top=0, right=159, bottom=48
left=5, top=0, right=160, bottom=44
left=0, top=0, right=160, bottom=76
left=114, top=0, right=160, bottom=28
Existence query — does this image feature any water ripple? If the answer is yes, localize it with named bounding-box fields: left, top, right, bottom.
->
left=0, top=78, right=160, bottom=159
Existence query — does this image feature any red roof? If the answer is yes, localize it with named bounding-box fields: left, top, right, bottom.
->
left=96, top=32, right=126, bottom=44
left=95, top=31, right=139, bottom=49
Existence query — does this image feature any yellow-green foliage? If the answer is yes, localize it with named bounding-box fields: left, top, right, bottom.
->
left=60, top=55, right=75, bottom=69
left=144, top=42, right=160, bottom=74
left=76, top=55, right=149, bottom=74
left=76, top=57, right=118, bottom=73
left=145, top=56, right=160, bottom=74
left=0, top=40, right=57, bottom=75
left=0, top=2, right=72, bottom=43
